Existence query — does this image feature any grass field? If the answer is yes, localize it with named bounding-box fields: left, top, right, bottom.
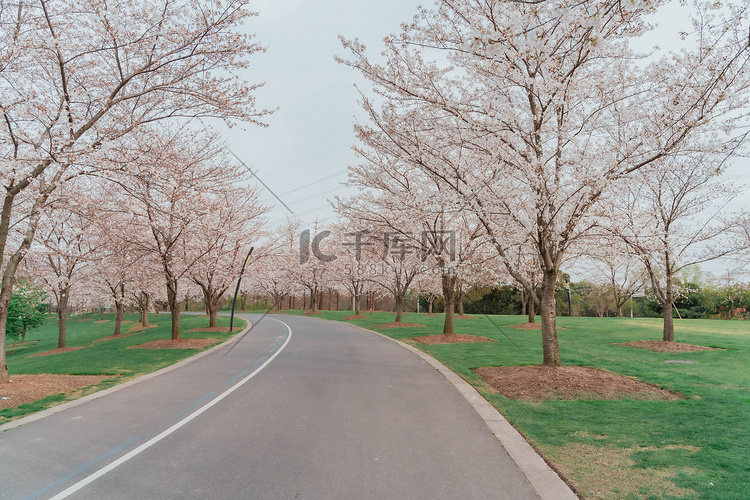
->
left=295, top=310, right=749, bottom=500
left=2, top=312, right=245, bottom=423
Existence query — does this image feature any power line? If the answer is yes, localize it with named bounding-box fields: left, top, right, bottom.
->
left=228, top=148, right=295, bottom=216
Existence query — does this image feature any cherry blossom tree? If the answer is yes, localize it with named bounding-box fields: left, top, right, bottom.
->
left=104, top=125, right=253, bottom=339
left=249, top=232, right=297, bottom=313
left=328, top=224, right=377, bottom=317
left=131, top=262, right=161, bottom=328
left=608, top=153, right=749, bottom=340
left=339, top=0, right=750, bottom=366
left=31, top=201, right=97, bottom=347
left=362, top=227, right=425, bottom=323
left=290, top=221, right=337, bottom=313
left=579, top=241, right=646, bottom=317
left=187, top=186, right=267, bottom=327
left=336, top=155, right=489, bottom=332
left=0, top=0, right=271, bottom=380
left=86, top=196, right=144, bottom=337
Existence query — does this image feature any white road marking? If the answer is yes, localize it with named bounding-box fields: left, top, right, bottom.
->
left=48, top=317, right=292, bottom=500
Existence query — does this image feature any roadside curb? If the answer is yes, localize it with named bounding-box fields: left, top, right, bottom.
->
left=0, top=322, right=252, bottom=433
left=359, top=326, right=578, bottom=500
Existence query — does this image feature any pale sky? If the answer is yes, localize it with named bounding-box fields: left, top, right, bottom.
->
left=223, top=0, right=424, bottom=229
left=224, top=0, right=749, bottom=276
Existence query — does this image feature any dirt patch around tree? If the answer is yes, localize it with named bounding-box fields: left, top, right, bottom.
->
left=303, top=311, right=324, bottom=316
left=454, top=315, right=478, bottom=320
left=0, top=374, right=117, bottom=410
left=615, top=340, right=720, bottom=353
left=474, top=365, right=684, bottom=402
left=507, top=322, right=542, bottom=330
left=128, top=324, right=159, bottom=333
left=92, top=333, right=139, bottom=343
left=412, top=334, right=496, bottom=345
left=129, top=338, right=221, bottom=350
left=343, top=314, right=369, bottom=320
left=373, top=322, right=427, bottom=329
left=27, top=347, right=85, bottom=358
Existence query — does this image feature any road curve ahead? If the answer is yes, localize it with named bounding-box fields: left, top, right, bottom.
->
left=0, top=314, right=539, bottom=499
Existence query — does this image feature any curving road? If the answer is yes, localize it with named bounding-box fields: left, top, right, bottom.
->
left=0, top=314, right=540, bottom=499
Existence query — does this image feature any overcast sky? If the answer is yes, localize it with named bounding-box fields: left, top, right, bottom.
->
left=223, top=0, right=749, bottom=268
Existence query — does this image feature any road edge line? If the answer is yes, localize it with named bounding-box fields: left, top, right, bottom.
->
left=0, top=321, right=253, bottom=432
left=47, top=317, right=291, bottom=500
left=356, top=325, right=578, bottom=500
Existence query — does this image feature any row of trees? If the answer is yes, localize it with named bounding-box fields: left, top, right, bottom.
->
left=0, top=0, right=272, bottom=381
left=18, top=127, right=268, bottom=347
left=2, top=1, right=750, bottom=380
left=331, top=0, right=750, bottom=366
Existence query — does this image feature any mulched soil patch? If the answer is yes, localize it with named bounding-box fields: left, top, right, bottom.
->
left=412, top=334, right=496, bottom=345
left=0, top=374, right=116, bottom=410
left=186, top=326, right=231, bottom=332
left=129, top=339, right=220, bottom=350
left=6, top=341, right=39, bottom=353
left=507, top=322, right=542, bottom=330
left=94, top=320, right=110, bottom=323
left=92, top=333, right=139, bottom=343
left=303, top=311, right=324, bottom=316
left=455, top=315, right=478, bottom=320
left=128, top=324, right=159, bottom=333
left=27, top=347, right=85, bottom=358
left=474, top=365, right=684, bottom=402
left=373, top=322, right=427, bottom=329
left=615, top=340, right=720, bottom=353
left=343, top=314, right=369, bottom=320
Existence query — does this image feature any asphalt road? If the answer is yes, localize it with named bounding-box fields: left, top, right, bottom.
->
left=0, top=314, right=539, bottom=499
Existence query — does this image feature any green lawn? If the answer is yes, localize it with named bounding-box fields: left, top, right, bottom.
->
left=302, top=310, right=749, bottom=500
left=2, top=312, right=245, bottom=423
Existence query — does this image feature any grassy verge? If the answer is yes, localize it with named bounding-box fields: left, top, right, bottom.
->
left=299, top=310, right=749, bottom=500
left=2, top=313, right=245, bottom=423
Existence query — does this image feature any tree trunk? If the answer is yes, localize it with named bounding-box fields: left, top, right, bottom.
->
left=57, top=289, right=69, bottom=348
left=167, top=283, right=181, bottom=340
left=142, top=293, right=150, bottom=328
left=528, top=291, right=536, bottom=324
left=540, top=271, right=562, bottom=367
left=0, top=304, right=9, bottom=381
left=208, top=295, right=218, bottom=328
left=614, top=290, right=624, bottom=317
left=114, top=298, right=124, bottom=336
left=394, top=296, right=403, bottom=323
left=663, top=274, right=675, bottom=341
left=442, top=273, right=455, bottom=334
